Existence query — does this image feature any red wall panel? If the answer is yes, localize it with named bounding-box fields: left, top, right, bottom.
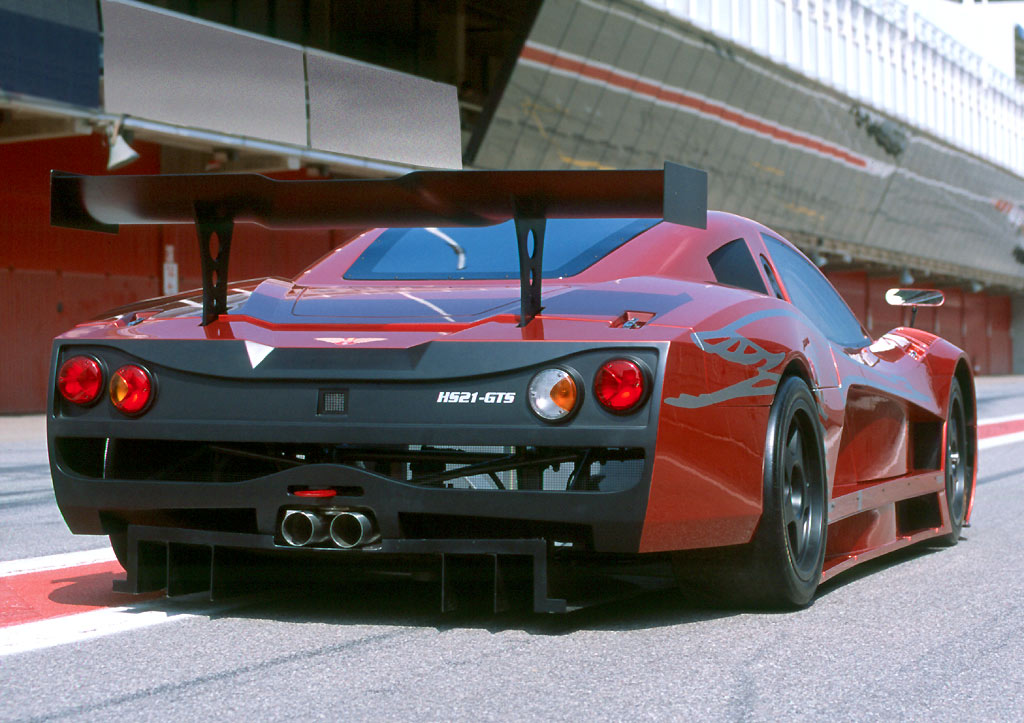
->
left=1, top=135, right=162, bottom=272
left=961, top=292, right=989, bottom=375
left=58, top=272, right=159, bottom=323
left=935, top=288, right=964, bottom=351
left=0, top=136, right=345, bottom=412
left=163, top=223, right=337, bottom=295
left=0, top=269, right=62, bottom=413
left=826, top=271, right=868, bottom=325
left=865, top=276, right=904, bottom=338
left=826, top=272, right=1011, bottom=375
left=1, top=137, right=162, bottom=278
left=988, top=296, right=1012, bottom=375
left=1, top=135, right=160, bottom=412
left=0, top=269, right=163, bottom=413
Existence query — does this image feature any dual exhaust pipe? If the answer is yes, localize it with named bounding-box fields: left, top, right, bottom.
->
left=280, top=509, right=380, bottom=549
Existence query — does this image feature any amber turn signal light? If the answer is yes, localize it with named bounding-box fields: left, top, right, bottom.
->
left=109, top=364, right=154, bottom=415
left=527, top=368, right=579, bottom=422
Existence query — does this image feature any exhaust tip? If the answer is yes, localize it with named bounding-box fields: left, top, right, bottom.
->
left=329, top=511, right=380, bottom=548
left=281, top=510, right=327, bottom=547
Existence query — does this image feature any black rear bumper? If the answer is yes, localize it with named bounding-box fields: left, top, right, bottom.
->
left=49, top=338, right=668, bottom=554
left=50, top=458, right=649, bottom=552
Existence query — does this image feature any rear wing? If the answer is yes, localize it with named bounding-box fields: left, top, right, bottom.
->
left=50, top=162, right=707, bottom=326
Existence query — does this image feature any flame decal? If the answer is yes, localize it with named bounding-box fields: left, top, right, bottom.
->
left=665, top=309, right=790, bottom=409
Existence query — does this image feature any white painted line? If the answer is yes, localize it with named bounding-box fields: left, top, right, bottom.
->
left=978, top=413, right=1024, bottom=426
left=0, top=605, right=199, bottom=657
left=0, top=607, right=181, bottom=656
left=0, top=593, right=264, bottom=657
left=979, top=430, right=1024, bottom=451
left=0, top=547, right=116, bottom=578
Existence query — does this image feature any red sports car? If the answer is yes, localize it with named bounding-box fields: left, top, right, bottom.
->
left=47, top=163, right=976, bottom=611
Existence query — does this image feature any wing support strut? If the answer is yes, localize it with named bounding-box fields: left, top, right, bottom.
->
left=514, top=214, right=546, bottom=327
left=50, top=163, right=709, bottom=328
left=195, top=203, right=235, bottom=326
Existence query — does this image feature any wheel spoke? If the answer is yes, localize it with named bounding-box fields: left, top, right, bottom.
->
left=786, top=413, right=822, bottom=569
left=795, top=502, right=808, bottom=549
left=783, top=423, right=808, bottom=546
left=783, top=494, right=798, bottom=525
left=787, top=428, right=803, bottom=468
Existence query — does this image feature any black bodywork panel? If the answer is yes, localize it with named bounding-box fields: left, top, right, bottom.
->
left=49, top=340, right=667, bottom=563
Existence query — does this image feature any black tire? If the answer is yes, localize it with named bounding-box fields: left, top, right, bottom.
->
left=673, top=376, right=828, bottom=608
left=939, top=379, right=972, bottom=546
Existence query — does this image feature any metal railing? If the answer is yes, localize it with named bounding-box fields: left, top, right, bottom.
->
left=642, top=0, right=1024, bottom=176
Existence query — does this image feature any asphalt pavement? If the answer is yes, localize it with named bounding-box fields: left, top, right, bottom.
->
left=2, top=378, right=1023, bottom=721
left=0, top=415, right=106, bottom=563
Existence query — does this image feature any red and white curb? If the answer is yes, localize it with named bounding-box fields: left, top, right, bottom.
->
left=0, top=547, right=117, bottom=578
left=0, top=548, right=244, bottom=657
left=978, top=414, right=1024, bottom=450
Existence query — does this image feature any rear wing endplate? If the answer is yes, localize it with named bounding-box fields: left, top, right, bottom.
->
left=51, top=162, right=707, bottom=326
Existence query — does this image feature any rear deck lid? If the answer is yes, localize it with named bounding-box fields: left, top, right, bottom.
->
left=291, top=285, right=572, bottom=323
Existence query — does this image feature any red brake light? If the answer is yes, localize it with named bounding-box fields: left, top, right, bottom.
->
left=57, top=356, right=103, bottom=405
left=293, top=489, right=337, bottom=498
left=109, top=364, right=153, bottom=415
left=594, top=359, right=647, bottom=413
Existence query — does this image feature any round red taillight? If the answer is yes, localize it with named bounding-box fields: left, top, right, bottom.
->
left=57, top=356, right=103, bottom=405
left=594, top=359, right=647, bottom=413
left=109, top=364, right=153, bottom=415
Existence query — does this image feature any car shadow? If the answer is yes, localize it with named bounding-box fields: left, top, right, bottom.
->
left=204, top=573, right=741, bottom=635
left=84, top=538, right=962, bottom=635
left=46, top=570, right=162, bottom=608
left=815, top=538, right=955, bottom=599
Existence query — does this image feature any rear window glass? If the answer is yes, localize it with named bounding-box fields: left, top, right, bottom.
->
left=762, top=234, right=869, bottom=348
left=707, top=238, right=767, bottom=294
left=344, top=218, right=658, bottom=280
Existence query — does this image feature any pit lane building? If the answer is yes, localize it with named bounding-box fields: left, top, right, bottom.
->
left=2, top=0, right=1023, bottom=411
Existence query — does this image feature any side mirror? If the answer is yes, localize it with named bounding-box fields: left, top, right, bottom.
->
left=884, top=288, right=944, bottom=307
left=885, top=288, right=944, bottom=328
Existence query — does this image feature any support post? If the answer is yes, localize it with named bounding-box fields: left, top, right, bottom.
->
left=514, top=215, right=546, bottom=327
left=194, top=202, right=235, bottom=326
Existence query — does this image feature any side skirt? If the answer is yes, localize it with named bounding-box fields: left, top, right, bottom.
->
left=823, top=470, right=951, bottom=581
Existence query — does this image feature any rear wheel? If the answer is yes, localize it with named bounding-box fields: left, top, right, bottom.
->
left=939, top=379, right=972, bottom=546
left=673, top=376, right=827, bottom=608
